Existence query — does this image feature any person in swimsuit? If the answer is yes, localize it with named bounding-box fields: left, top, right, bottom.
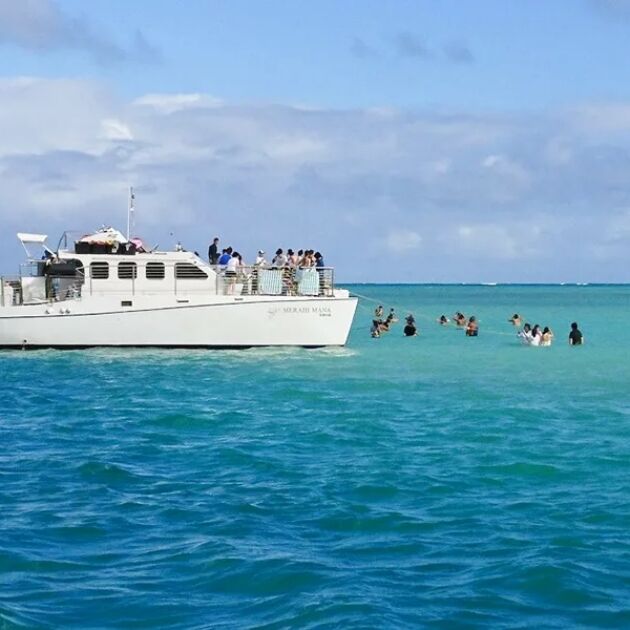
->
left=541, top=326, right=553, bottom=346
left=509, top=313, right=521, bottom=326
left=465, top=316, right=478, bottom=337
left=438, top=315, right=449, bottom=325
left=381, top=309, right=398, bottom=332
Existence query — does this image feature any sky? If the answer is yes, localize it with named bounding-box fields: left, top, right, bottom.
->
left=2, top=0, right=630, bottom=281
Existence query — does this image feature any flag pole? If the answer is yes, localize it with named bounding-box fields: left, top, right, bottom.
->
left=127, top=186, right=135, bottom=241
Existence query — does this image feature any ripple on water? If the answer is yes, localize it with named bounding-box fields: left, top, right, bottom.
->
left=2, top=285, right=630, bottom=627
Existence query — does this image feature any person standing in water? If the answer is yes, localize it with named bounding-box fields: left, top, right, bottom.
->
left=569, top=322, right=584, bottom=345
left=518, top=323, right=532, bottom=344
left=541, top=327, right=554, bottom=346
left=403, top=314, right=417, bottom=337
left=381, top=308, right=398, bottom=332
left=509, top=313, right=521, bottom=326
left=530, top=325, right=542, bottom=347
left=465, top=316, right=479, bottom=337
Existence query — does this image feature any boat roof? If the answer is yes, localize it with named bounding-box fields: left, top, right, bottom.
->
left=76, top=227, right=128, bottom=244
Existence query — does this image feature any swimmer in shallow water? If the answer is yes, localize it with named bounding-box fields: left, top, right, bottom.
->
left=569, top=322, right=584, bottom=345
left=403, top=314, right=417, bottom=337
left=454, top=312, right=466, bottom=327
left=437, top=314, right=449, bottom=325
left=541, top=326, right=553, bottom=346
left=465, top=316, right=478, bottom=337
left=509, top=313, right=521, bottom=326
left=530, top=324, right=542, bottom=347
left=518, top=323, right=532, bottom=344
left=381, top=309, right=398, bottom=332
left=370, top=319, right=381, bottom=338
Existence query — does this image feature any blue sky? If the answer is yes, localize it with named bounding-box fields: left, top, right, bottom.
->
left=2, top=0, right=630, bottom=281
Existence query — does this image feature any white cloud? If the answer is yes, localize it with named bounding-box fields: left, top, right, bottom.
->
left=1, top=78, right=630, bottom=280
left=570, top=103, right=630, bottom=136
left=132, top=93, right=222, bottom=114
left=0, top=77, right=115, bottom=155
left=544, top=137, right=573, bottom=166
left=432, top=158, right=451, bottom=174
left=386, top=229, right=422, bottom=251
left=481, top=153, right=530, bottom=182
left=453, top=223, right=540, bottom=260
left=100, top=118, right=133, bottom=141
left=604, top=209, right=630, bottom=241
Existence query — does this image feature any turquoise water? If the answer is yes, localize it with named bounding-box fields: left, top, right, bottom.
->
left=1, top=285, right=630, bottom=628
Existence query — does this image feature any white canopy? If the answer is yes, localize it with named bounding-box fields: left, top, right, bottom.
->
left=77, top=227, right=128, bottom=244
left=16, top=233, right=52, bottom=259
left=17, top=232, right=48, bottom=244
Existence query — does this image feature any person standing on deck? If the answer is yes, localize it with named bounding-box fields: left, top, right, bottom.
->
left=208, top=237, right=220, bottom=265
left=255, top=250, right=267, bottom=266
left=218, top=247, right=232, bottom=266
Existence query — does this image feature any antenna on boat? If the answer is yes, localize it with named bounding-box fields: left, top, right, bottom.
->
left=126, top=186, right=135, bottom=240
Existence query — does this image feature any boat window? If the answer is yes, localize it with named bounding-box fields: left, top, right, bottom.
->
left=90, top=262, right=109, bottom=280
left=118, top=261, right=137, bottom=279
left=146, top=262, right=165, bottom=279
left=175, top=263, right=208, bottom=279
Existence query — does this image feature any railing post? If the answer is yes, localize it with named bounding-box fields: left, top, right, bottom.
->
left=0, top=277, right=4, bottom=307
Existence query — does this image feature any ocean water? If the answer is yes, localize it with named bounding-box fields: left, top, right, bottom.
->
left=1, top=284, right=630, bottom=629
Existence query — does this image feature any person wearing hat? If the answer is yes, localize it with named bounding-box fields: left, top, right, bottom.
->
left=255, top=250, right=267, bottom=267
left=250, top=250, right=266, bottom=295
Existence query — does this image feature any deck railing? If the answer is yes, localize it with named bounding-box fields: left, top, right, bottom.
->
left=1, top=264, right=336, bottom=306
left=1, top=277, right=21, bottom=307
left=212, top=265, right=334, bottom=297
left=1, top=274, right=84, bottom=306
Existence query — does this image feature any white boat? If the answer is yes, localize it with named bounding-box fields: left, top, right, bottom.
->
left=0, top=228, right=357, bottom=349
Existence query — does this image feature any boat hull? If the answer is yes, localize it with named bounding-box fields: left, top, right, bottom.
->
left=0, top=296, right=358, bottom=348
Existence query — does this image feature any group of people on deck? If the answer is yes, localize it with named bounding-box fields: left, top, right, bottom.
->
left=208, top=237, right=325, bottom=270
left=370, top=306, right=585, bottom=346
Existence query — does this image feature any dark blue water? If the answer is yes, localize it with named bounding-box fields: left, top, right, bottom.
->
left=1, top=285, right=630, bottom=628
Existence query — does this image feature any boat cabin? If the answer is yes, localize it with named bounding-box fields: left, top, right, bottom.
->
left=1, top=228, right=335, bottom=307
